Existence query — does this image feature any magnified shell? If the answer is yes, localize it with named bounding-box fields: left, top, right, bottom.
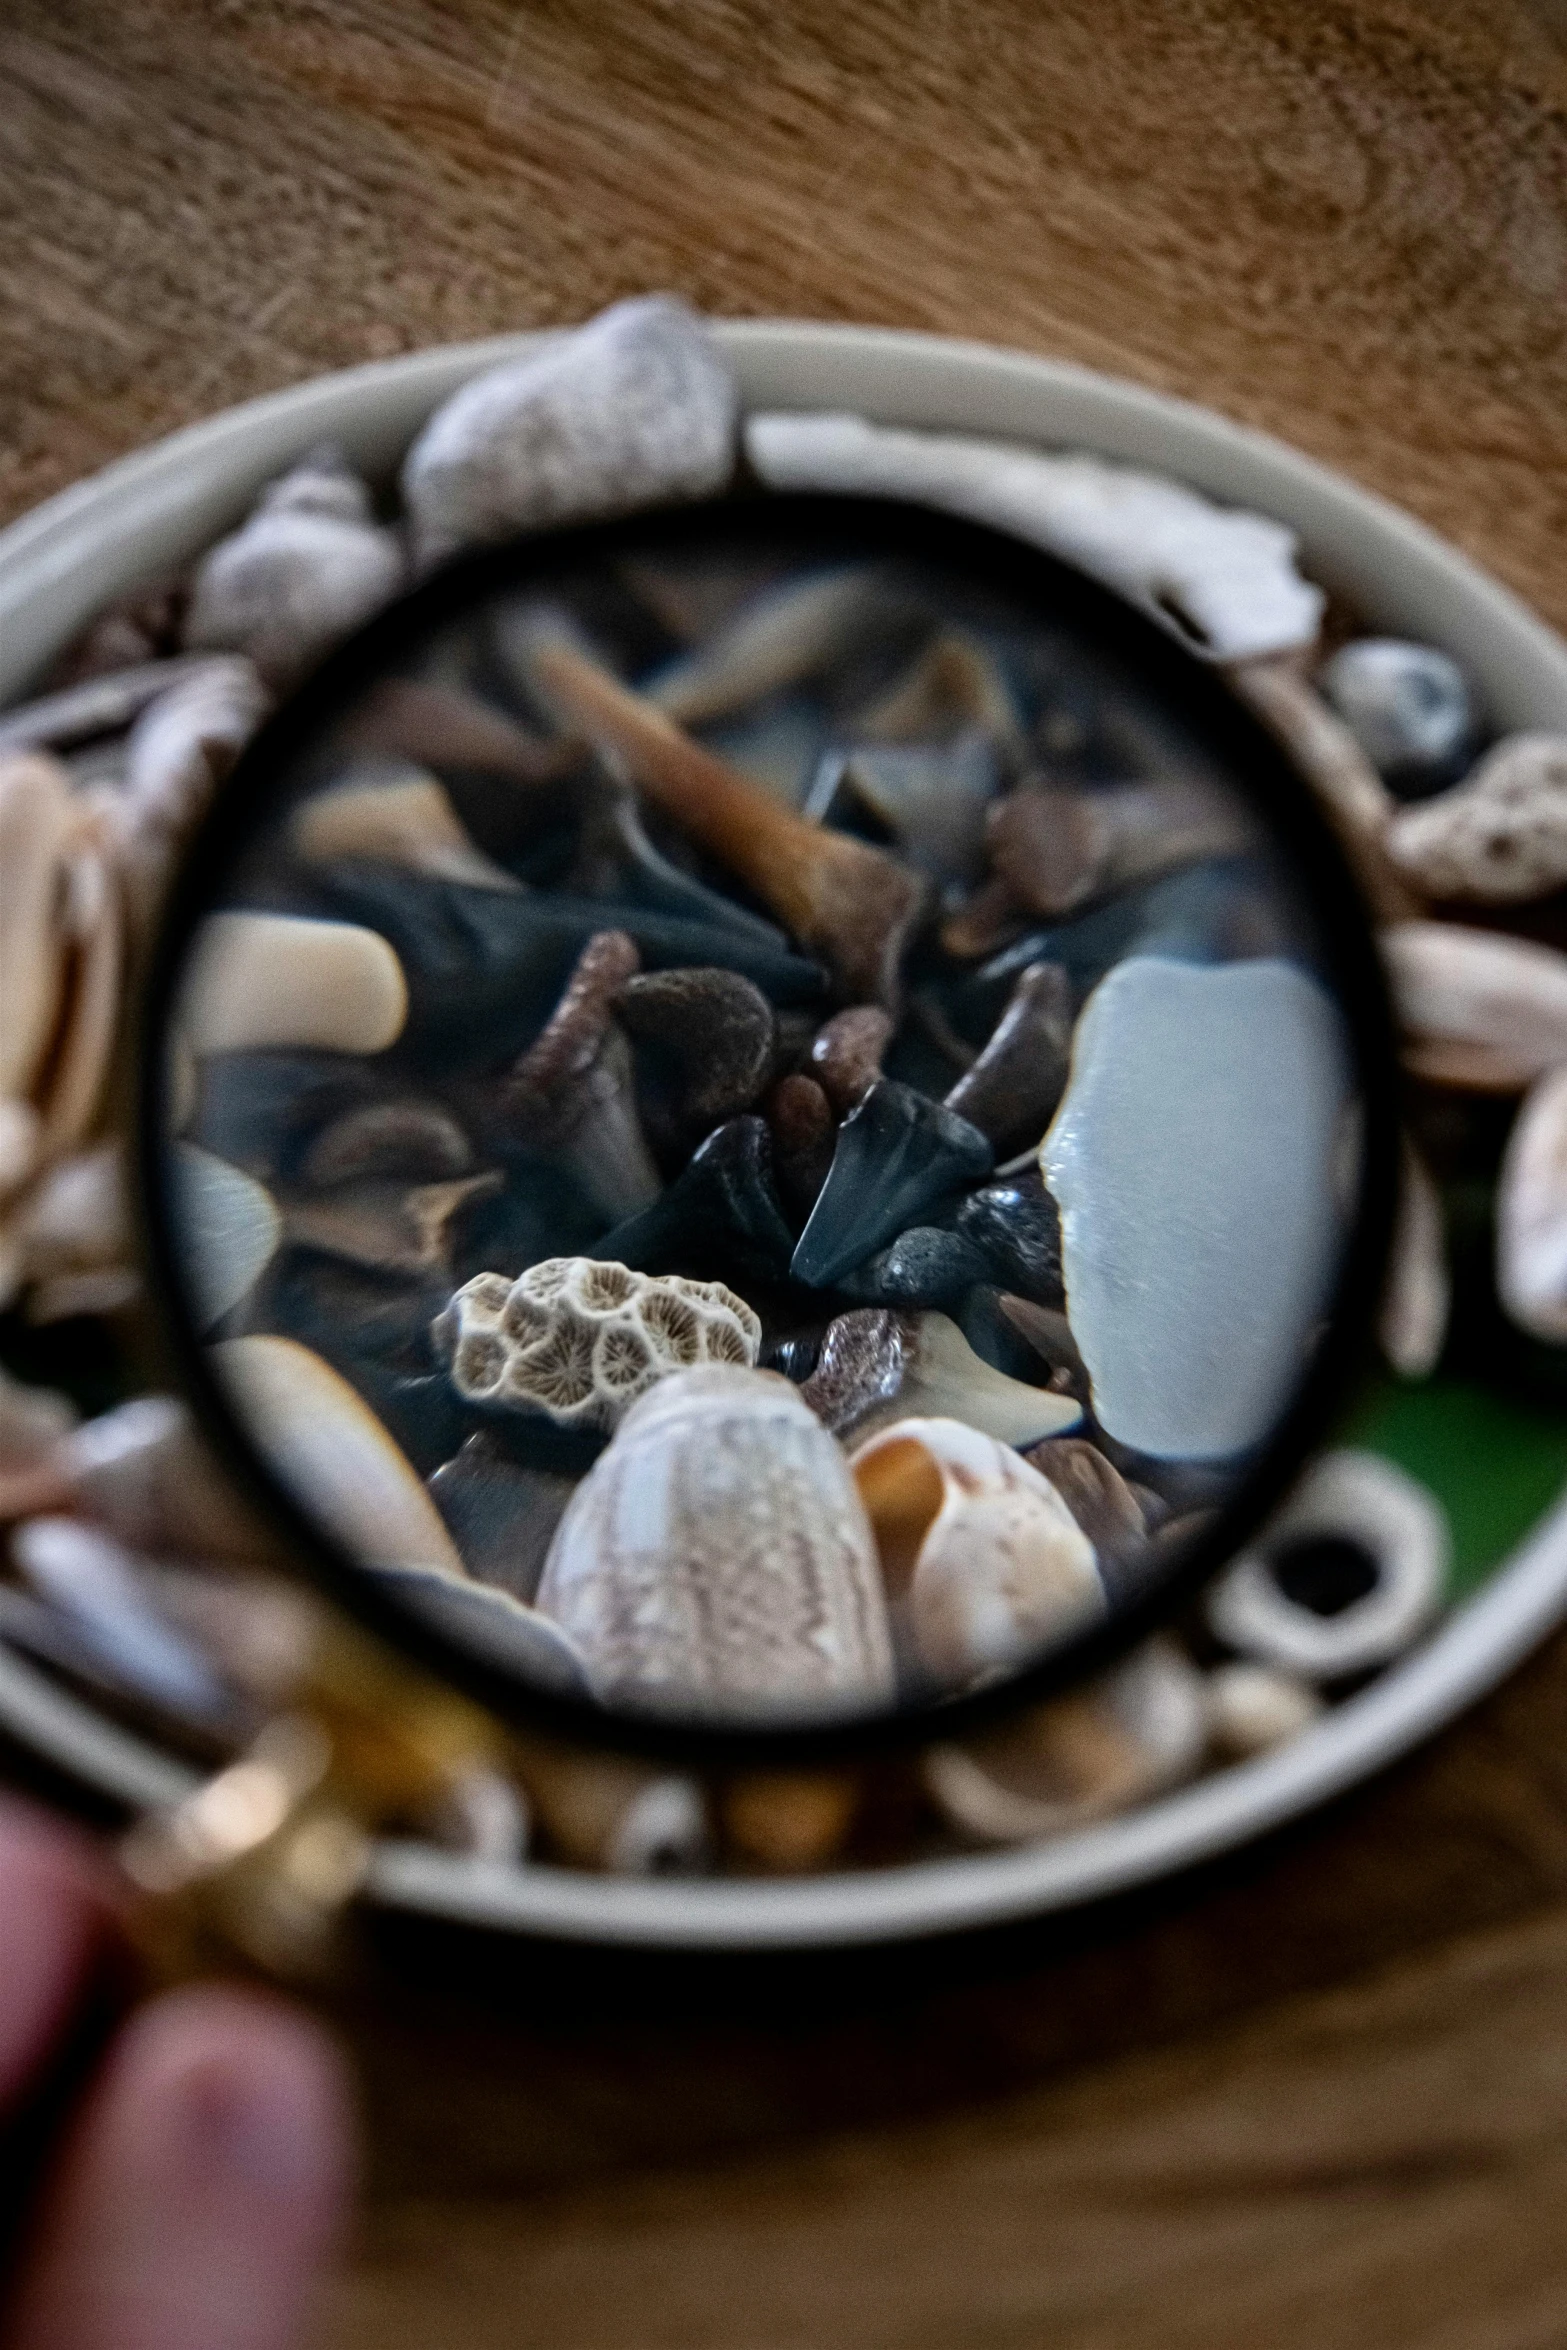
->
left=181, top=912, right=408, bottom=1057
left=1499, top=1063, right=1567, bottom=1341
left=1040, top=956, right=1350, bottom=1458
left=535, top=1365, right=895, bottom=1712
left=850, top=1416, right=1105, bottom=1682
left=801, top=1307, right=1082, bottom=1449
left=1207, top=1449, right=1448, bottom=1681
left=433, top=1256, right=762, bottom=1433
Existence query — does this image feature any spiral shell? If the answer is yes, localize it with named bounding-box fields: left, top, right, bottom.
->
left=850, top=1417, right=1105, bottom=1684
left=535, top=1365, right=895, bottom=1714
left=434, top=1257, right=762, bottom=1433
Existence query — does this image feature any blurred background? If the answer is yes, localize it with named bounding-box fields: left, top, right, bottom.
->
left=5, top=5, right=1567, bottom=2344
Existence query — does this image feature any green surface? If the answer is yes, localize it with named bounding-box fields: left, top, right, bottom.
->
left=1343, top=1376, right=1567, bottom=1598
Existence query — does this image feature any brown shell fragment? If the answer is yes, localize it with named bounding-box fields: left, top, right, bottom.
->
left=283, top=1170, right=502, bottom=1278
left=942, top=961, right=1073, bottom=1151
left=809, top=1005, right=894, bottom=1118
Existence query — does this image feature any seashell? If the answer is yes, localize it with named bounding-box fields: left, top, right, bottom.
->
left=1207, top=1448, right=1448, bottom=1681
left=118, top=657, right=270, bottom=925
left=1227, top=655, right=1414, bottom=921
left=615, top=965, right=778, bottom=1141
left=488, top=928, right=660, bottom=1221
left=839, top=1225, right=995, bottom=1313
left=941, top=962, right=1073, bottom=1154
left=434, top=1255, right=762, bottom=1434
left=10, top=1516, right=237, bottom=1729
left=212, top=1333, right=468, bottom=1576
left=428, top=1430, right=577, bottom=1603
left=809, top=733, right=1000, bottom=886
left=0, top=655, right=217, bottom=756
left=300, top=1098, right=473, bottom=1189
left=792, top=1080, right=993, bottom=1289
left=719, top=1772, right=861, bottom=1873
left=800, top=1308, right=1082, bottom=1448
left=568, top=787, right=788, bottom=947
left=1379, top=1137, right=1449, bottom=1377
left=185, top=449, right=403, bottom=687
left=292, top=765, right=523, bottom=890
left=169, top=1140, right=283, bottom=1329
left=950, top=1170, right=1065, bottom=1306
left=808, top=1005, right=894, bottom=1119
left=516, top=1743, right=713, bottom=1874
left=37, top=1393, right=280, bottom=1566
left=923, top=1635, right=1207, bottom=1843
left=1204, top=1660, right=1323, bottom=1758
left=647, top=564, right=909, bottom=726
left=517, top=622, right=928, bottom=1010
left=180, top=911, right=408, bottom=1058
left=1040, top=956, right=1350, bottom=1458
left=943, top=775, right=1253, bottom=957
left=852, top=630, right=1024, bottom=755
left=282, top=1169, right=501, bottom=1279
left=1021, top=1435, right=1149, bottom=1566
left=744, top=411, right=1324, bottom=662
left=1383, top=921, right=1567, bottom=1091
left=851, top=1416, right=1104, bottom=1683
left=30, top=824, right=123, bottom=1168
left=313, top=863, right=824, bottom=1070
left=1319, top=638, right=1474, bottom=798
left=0, top=754, right=77, bottom=1104
left=765, top=1073, right=837, bottom=1218
left=535, top=1365, right=895, bottom=1713
left=1386, top=734, right=1567, bottom=904
left=402, top=295, right=738, bottom=557
left=369, top=1561, right=588, bottom=1696
left=589, top=1115, right=794, bottom=1288
left=1498, top=1063, right=1567, bottom=1342
left=2, top=1142, right=130, bottom=1312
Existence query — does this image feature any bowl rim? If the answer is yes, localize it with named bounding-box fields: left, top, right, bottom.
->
left=3, top=316, right=1567, bottom=1949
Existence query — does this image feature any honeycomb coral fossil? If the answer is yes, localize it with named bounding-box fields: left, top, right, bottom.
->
left=433, top=1257, right=762, bottom=1432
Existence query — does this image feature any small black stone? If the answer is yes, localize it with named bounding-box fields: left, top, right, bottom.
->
left=952, top=1170, right=1065, bottom=1307
left=839, top=1225, right=994, bottom=1312
left=792, top=1081, right=993, bottom=1289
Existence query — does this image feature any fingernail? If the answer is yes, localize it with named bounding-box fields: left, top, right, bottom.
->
left=165, top=2042, right=327, bottom=2198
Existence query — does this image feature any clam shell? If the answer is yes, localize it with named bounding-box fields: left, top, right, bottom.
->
left=535, top=1364, right=895, bottom=1714
left=1498, top=1063, right=1567, bottom=1341
left=850, top=1415, right=1105, bottom=1683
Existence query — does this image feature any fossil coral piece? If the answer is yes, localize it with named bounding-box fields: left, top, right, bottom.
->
left=434, top=1256, right=762, bottom=1433
left=744, top=411, right=1324, bottom=661
left=535, top=1364, right=895, bottom=1712
left=1386, top=733, right=1567, bottom=903
left=851, top=1416, right=1105, bottom=1683
left=186, top=445, right=403, bottom=686
left=403, top=296, right=738, bottom=557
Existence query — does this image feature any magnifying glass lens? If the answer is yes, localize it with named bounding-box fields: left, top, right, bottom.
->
left=144, top=500, right=1394, bottom=1746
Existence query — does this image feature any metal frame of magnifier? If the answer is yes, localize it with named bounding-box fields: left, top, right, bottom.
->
left=133, top=495, right=1404, bottom=1767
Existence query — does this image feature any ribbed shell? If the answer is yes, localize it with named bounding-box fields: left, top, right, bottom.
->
left=535, top=1365, right=894, bottom=1714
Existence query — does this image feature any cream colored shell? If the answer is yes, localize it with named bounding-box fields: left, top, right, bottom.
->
left=850, top=1416, right=1105, bottom=1685
left=535, top=1365, right=895, bottom=1713
left=434, top=1256, right=762, bottom=1433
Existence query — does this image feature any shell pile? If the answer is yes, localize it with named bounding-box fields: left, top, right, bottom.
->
left=3, top=291, right=1558, bottom=1866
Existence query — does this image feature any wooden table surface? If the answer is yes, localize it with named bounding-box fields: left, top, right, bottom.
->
left=7, top=4, right=1567, bottom=2343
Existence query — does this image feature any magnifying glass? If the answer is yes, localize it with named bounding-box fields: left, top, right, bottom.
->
left=135, top=495, right=1399, bottom=1764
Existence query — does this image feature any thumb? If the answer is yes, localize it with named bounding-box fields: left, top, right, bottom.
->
left=5, top=1984, right=355, bottom=2350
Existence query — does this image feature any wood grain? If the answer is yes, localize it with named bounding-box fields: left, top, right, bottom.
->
left=5, top=2, right=1567, bottom=2344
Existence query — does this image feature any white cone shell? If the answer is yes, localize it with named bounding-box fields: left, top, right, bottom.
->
left=536, top=1365, right=894, bottom=1717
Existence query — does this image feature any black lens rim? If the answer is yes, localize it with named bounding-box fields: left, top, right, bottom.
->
left=134, top=491, right=1402, bottom=1766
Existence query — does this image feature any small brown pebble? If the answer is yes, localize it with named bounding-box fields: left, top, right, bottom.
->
left=809, top=1005, right=894, bottom=1117
left=721, top=1771, right=860, bottom=1872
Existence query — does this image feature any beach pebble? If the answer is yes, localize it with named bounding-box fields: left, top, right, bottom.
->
left=402, top=296, right=738, bottom=557
left=1204, top=1660, right=1324, bottom=1757
left=1319, top=639, right=1474, bottom=797
left=1498, top=1063, right=1567, bottom=1342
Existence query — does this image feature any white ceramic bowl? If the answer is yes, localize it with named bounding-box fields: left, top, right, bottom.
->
left=4, top=321, right=1567, bottom=1950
